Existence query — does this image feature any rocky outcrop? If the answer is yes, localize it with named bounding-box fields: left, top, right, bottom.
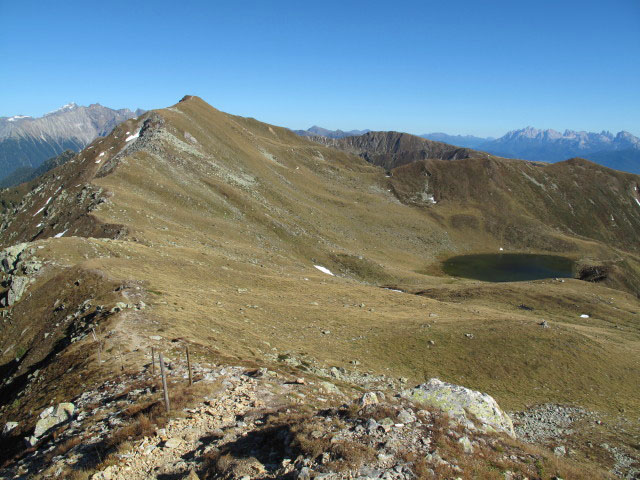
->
left=0, top=242, right=28, bottom=273
left=401, top=378, right=515, bottom=437
left=27, top=403, right=75, bottom=446
left=0, top=242, right=42, bottom=306
left=2, top=275, right=31, bottom=306
left=311, top=131, right=484, bottom=170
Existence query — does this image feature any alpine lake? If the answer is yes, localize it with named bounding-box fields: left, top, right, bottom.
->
left=442, top=253, right=575, bottom=282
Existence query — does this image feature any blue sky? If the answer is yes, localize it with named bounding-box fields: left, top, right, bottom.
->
left=1, top=0, right=639, bottom=137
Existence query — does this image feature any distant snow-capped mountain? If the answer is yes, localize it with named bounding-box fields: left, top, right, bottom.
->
left=0, top=103, right=144, bottom=184
left=481, top=127, right=640, bottom=173
left=493, top=127, right=639, bottom=151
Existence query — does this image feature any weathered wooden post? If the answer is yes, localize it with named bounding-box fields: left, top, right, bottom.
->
left=151, top=347, right=156, bottom=375
left=159, top=352, right=170, bottom=413
left=118, top=345, right=124, bottom=371
left=186, top=346, right=193, bottom=386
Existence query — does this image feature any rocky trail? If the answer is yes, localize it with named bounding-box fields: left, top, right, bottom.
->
left=1, top=350, right=624, bottom=480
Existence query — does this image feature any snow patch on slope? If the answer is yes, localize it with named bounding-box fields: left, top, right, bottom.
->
left=314, top=265, right=334, bottom=276
left=126, top=130, right=140, bottom=142
left=33, top=197, right=52, bottom=216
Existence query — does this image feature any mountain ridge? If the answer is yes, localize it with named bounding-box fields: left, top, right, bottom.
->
left=296, top=125, right=640, bottom=173
left=308, top=130, right=487, bottom=171
left=0, top=103, right=144, bottom=183
left=293, top=125, right=371, bottom=139
left=0, top=96, right=638, bottom=478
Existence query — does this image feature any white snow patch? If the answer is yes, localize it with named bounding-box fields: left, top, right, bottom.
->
left=54, top=230, right=68, bottom=238
left=426, top=194, right=437, bottom=204
left=99, top=152, right=105, bottom=157
left=314, top=265, right=334, bottom=276
left=580, top=314, right=590, bottom=318
left=126, top=130, right=140, bottom=142
left=385, top=288, right=403, bottom=293
left=635, top=198, right=640, bottom=207
left=499, top=247, right=504, bottom=251
left=33, top=197, right=52, bottom=216
left=7, top=115, right=31, bottom=122
left=45, top=103, right=77, bottom=115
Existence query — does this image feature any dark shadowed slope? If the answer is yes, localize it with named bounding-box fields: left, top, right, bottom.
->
left=309, top=130, right=487, bottom=170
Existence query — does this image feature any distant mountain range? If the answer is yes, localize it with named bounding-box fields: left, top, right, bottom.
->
left=0, top=103, right=144, bottom=185
left=296, top=126, right=640, bottom=174
left=467, top=127, right=640, bottom=174
left=420, top=132, right=493, bottom=149
left=293, top=125, right=371, bottom=139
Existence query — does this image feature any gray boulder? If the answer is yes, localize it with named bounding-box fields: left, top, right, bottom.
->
left=360, top=392, right=379, bottom=406
left=33, top=402, right=75, bottom=438
left=0, top=243, right=28, bottom=274
left=4, top=276, right=31, bottom=306
left=2, top=421, right=18, bottom=436
left=401, top=378, right=515, bottom=436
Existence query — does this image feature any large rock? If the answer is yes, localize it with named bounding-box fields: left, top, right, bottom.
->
left=0, top=243, right=28, bottom=274
left=2, top=421, right=18, bottom=436
left=33, top=402, right=75, bottom=438
left=401, top=378, right=515, bottom=436
left=4, top=276, right=31, bottom=306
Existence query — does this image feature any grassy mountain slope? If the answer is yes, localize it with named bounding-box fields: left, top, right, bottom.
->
left=0, top=97, right=638, bottom=472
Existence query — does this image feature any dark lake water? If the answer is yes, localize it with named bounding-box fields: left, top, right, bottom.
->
left=442, top=253, right=575, bottom=282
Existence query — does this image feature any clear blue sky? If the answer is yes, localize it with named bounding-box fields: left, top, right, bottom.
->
left=1, top=0, right=638, bottom=137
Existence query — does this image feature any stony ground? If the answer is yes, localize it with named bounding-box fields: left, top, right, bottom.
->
left=512, top=405, right=640, bottom=479
left=0, top=351, right=626, bottom=480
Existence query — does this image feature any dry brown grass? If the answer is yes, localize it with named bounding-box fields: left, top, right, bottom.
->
left=105, top=413, right=155, bottom=450
left=1, top=95, right=638, bottom=477
left=404, top=427, right=614, bottom=480
left=325, top=440, right=376, bottom=471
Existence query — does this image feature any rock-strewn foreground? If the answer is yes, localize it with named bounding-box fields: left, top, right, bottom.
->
left=0, top=351, right=616, bottom=479
left=0, top=96, right=638, bottom=478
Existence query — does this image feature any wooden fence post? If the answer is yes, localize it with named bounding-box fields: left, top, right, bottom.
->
left=186, top=346, right=193, bottom=386
left=118, top=345, right=124, bottom=371
left=159, top=352, right=170, bottom=413
left=151, top=347, right=155, bottom=375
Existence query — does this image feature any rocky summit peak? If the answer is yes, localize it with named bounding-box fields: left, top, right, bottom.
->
left=46, top=102, right=78, bottom=115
